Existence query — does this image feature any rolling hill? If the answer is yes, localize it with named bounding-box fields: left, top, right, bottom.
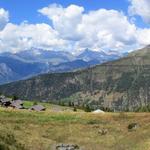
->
left=0, top=46, right=149, bottom=111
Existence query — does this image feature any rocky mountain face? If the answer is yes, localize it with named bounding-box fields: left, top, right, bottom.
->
left=0, top=46, right=149, bottom=111
left=12, top=49, right=75, bottom=64
left=0, top=55, right=49, bottom=84
left=0, top=63, right=20, bottom=84
left=0, top=48, right=123, bottom=84
left=77, top=49, right=122, bottom=62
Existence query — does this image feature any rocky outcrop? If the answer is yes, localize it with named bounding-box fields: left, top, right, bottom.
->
left=56, top=144, right=80, bottom=150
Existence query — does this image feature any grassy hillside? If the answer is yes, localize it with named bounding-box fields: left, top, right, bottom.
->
left=0, top=46, right=150, bottom=111
left=0, top=108, right=149, bottom=150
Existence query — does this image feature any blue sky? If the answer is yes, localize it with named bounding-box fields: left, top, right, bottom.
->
left=0, top=0, right=141, bottom=25
left=0, top=0, right=149, bottom=53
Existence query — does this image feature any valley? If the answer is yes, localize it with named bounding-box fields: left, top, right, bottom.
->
left=0, top=46, right=150, bottom=111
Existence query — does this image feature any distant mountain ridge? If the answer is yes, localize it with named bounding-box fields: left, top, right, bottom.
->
left=1, top=49, right=75, bottom=64
left=0, top=48, right=126, bottom=84
left=77, top=49, right=122, bottom=62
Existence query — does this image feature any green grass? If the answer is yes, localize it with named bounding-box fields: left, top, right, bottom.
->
left=23, top=100, right=76, bottom=111
left=0, top=107, right=150, bottom=150
left=23, top=101, right=55, bottom=109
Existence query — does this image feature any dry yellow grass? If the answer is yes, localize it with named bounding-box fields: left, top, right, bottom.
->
left=0, top=107, right=150, bottom=150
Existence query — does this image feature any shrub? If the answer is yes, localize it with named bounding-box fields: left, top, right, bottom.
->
left=12, top=95, right=18, bottom=100
left=135, top=105, right=150, bottom=112
left=0, top=133, right=26, bottom=150
left=33, top=101, right=38, bottom=106
left=73, top=107, right=77, bottom=112
left=84, top=105, right=92, bottom=112
left=0, top=142, right=9, bottom=150
left=87, top=120, right=100, bottom=125
left=59, top=101, right=65, bottom=106
left=68, top=101, right=73, bottom=107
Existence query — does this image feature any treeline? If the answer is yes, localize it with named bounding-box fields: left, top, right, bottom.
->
left=57, top=100, right=150, bottom=112
left=135, top=105, right=150, bottom=112
left=57, top=100, right=114, bottom=112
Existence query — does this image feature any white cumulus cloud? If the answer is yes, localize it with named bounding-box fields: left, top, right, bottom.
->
left=0, top=23, right=68, bottom=53
left=129, top=0, right=150, bottom=24
left=39, top=4, right=84, bottom=41
left=136, top=28, right=150, bottom=46
left=0, top=4, right=149, bottom=53
left=75, top=9, right=137, bottom=51
left=39, top=4, right=138, bottom=51
left=0, top=8, right=9, bottom=30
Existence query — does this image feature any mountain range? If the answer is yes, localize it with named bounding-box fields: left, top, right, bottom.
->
left=0, top=46, right=149, bottom=111
left=0, top=48, right=125, bottom=84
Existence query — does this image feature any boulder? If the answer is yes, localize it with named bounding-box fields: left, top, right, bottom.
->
left=56, top=144, right=80, bottom=150
left=98, top=128, right=108, bottom=135
left=128, top=123, right=139, bottom=131
left=92, top=109, right=105, bottom=114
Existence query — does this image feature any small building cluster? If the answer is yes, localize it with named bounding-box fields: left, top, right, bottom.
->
left=0, top=95, right=46, bottom=111
left=0, top=95, right=24, bottom=109
left=30, top=105, right=46, bottom=111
